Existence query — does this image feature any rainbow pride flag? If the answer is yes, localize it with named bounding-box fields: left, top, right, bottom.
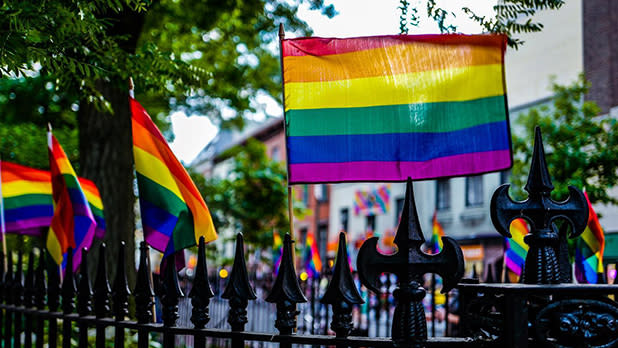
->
left=273, top=230, right=283, bottom=270
left=430, top=212, right=445, bottom=254
left=575, top=192, right=605, bottom=284
left=282, top=34, right=511, bottom=183
left=504, top=218, right=529, bottom=276
left=0, top=161, right=105, bottom=238
left=305, top=232, right=322, bottom=277
left=131, top=97, right=217, bottom=255
left=47, top=132, right=96, bottom=271
left=353, top=185, right=390, bottom=216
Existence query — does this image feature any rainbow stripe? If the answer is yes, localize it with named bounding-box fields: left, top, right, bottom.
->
left=131, top=98, right=217, bottom=254
left=0, top=161, right=105, bottom=238
left=575, top=192, right=605, bottom=284
left=282, top=34, right=511, bottom=183
left=305, top=232, right=323, bottom=277
left=504, top=218, right=529, bottom=276
left=273, top=231, right=283, bottom=270
left=47, top=133, right=96, bottom=272
left=430, top=212, right=444, bottom=253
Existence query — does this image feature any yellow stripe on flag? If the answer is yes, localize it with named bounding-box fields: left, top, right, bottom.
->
left=284, top=64, right=505, bottom=111
left=133, top=146, right=185, bottom=200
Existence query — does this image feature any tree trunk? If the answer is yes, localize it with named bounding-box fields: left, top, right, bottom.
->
left=78, top=83, right=137, bottom=289
left=77, top=10, right=146, bottom=292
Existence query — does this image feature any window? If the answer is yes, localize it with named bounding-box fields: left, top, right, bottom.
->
left=395, top=197, right=404, bottom=226
left=340, top=208, right=349, bottom=233
left=436, top=179, right=451, bottom=210
left=366, top=215, right=376, bottom=233
left=302, top=185, right=309, bottom=207
left=271, top=146, right=281, bottom=161
left=300, top=227, right=308, bottom=246
left=318, top=224, right=328, bottom=261
left=466, top=175, right=484, bottom=207
left=314, top=184, right=328, bottom=202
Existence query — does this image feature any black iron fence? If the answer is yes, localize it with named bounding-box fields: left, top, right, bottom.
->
left=1, top=126, right=618, bottom=348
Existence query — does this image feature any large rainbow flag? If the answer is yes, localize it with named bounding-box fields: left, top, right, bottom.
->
left=282, top=34, right=511, bottom=183
left=430, top=212, right=445, bottom=254
left=504, top=218, right=529, bottom=277
left=131, top=97, right=217, bottom=255
left=47, top=132, right=97, bottom=271
left=305, top=232, right=322, bottom=277
left=575, top=192, right=605, bottom=284
left=0, top=161, right=105, bottom=238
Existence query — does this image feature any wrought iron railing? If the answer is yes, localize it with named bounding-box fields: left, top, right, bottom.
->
left=0, top=126, right=617, bottom=348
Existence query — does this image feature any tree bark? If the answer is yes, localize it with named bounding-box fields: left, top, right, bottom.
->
left=77, top=10, right=146, bottom=292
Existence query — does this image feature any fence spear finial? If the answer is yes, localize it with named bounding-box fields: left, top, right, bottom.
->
left=222, top=233, right=256, bottom=331
left=321, top=232, right=364, bottom=338
left=189, top=236, right=214, bottom=329
left=94, top=243, right=111, bottom=318
left=266, top=233, right=307, bottom=335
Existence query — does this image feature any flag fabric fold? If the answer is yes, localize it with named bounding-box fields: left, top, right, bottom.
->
left=47, top=133, right=96, bottom=271
left=504, top=218, right=529, bottom=277
left=430, top=212, right=445, bottom=254
left=131, top=97, right=217, bottom=255
left=0, top=161, right=105, bottom=238
left=575, top=192, right=605, bottom=284
left=282, top=34, right=511, bottom=184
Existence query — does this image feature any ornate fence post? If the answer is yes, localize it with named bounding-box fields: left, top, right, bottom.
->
left=491, top=127, right=589, bottom=284
left=112, top=241, right=130, bottom=348
left=357, top=178, right=464, bottom=347
left=321, top=232, right=364, bottom=347
left=62, top=248, right=76, bottom=348
left=77, top=248, right=93, bottom=348
left=160, top=252, right=183, bottom=348
left=14, top=251, right=24, bottom=348
left=24, top=250, right=36, bottom=348
left=189, top=237, right=214, bottom=348
left=94, top=244, right=111, bottom=348
left=222, top=233, right=256, bottom=348
left=47, top=255, right=61, bottom=348
left=134, top=242, right=154, bottom=348
left=35, top=251, right=47, bottom=348
left=3, top=253, right=12, bottom=348
left=266, top=234, right=307, bottom=348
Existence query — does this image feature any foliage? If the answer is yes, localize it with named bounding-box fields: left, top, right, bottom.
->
left=191, top=139, right=304, bottom=252
left=510, top=74, right=618, bottom=205
left=401, top=0, right=565, bottom=49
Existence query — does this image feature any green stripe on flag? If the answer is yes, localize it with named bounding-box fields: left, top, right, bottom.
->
left=136, top=173, right=188, bottom=216
left=4, top=194, right=52, bottom=210
left=286, top=95, right=506, bottom=137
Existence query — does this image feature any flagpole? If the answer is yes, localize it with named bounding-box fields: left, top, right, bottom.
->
left=0, top=156, right=8, bottom=271
left=278, top=23, right=296, bottom=243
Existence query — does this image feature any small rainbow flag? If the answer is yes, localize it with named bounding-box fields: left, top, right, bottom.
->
left=131, top=97, right=217, bottom=255
left=0, top=161, right=105, bottom=238
left=575, top=192, right=605, bottom=284
left=47, top=132, right=96, bottom=271
left=430, top=212, right=444, bottom=254
left=273, top=230, right=283, bottom=270
left=354, top=185, right=390, bottom=216
left=282, top=34, right=511, bottom=183
left=305, top=232, right=322, bottom=277
left=504, top=218, right=529, bottom=277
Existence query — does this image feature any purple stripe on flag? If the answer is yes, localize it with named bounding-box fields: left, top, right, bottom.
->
left=144, top=227, right=171, bottom=252
left=288, top=150, right=511, bottom=183
left=5, top=217, right=52, bottom=233
left=505, top=258, right=522, bottom=276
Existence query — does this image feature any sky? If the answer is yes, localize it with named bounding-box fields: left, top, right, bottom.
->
left=169, top=0, right=495, bottom=163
